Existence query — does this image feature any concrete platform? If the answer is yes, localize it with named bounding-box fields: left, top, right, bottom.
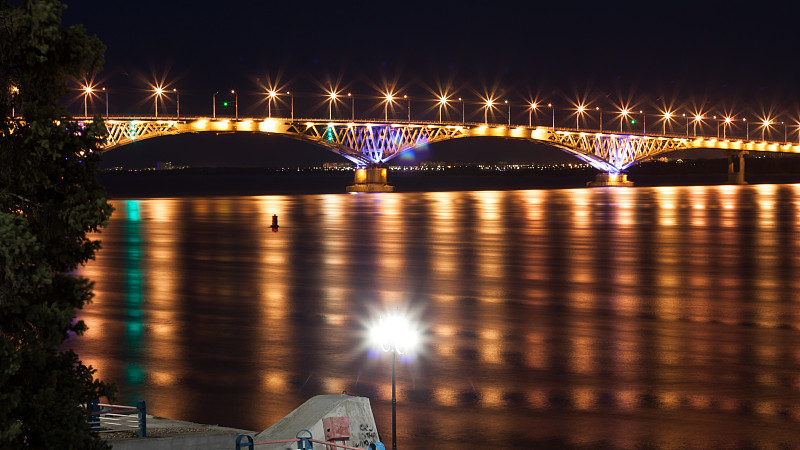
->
left=103, top=415, right=253, bottom=450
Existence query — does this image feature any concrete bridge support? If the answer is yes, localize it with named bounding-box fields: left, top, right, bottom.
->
left=587, top=172, right=635, bottom=187
left=727, top=151, right=748, bottom=185
left=346, top=165, right=395, bottom=193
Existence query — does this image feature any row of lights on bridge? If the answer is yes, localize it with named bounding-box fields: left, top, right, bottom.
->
left=6, top=82, right=797, bottom=141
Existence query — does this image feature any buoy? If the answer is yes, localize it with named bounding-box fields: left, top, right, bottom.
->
left=271, top=214, right=279, bottom=231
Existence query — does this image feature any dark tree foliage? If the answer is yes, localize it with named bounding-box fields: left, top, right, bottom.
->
left=0, top=1, right=115, bottom=448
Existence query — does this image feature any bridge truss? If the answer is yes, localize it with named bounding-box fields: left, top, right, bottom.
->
left=90, top=118, right=800, bottom=172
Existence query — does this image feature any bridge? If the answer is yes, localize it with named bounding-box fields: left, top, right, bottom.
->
left=90, top=117, right=800, bottom=191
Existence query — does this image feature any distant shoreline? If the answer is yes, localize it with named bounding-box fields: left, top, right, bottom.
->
left=98, top=165, right=800, bottom=198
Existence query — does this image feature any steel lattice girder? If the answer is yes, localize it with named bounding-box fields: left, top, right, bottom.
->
left=549, top=131, right=690, bottom=171
left=103, top=120, right=181, bottom=148
left=290, top=123, right=470, bottom=165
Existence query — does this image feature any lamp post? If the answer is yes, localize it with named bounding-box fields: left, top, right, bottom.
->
left=683, top=113, right=688, bottom=137
left=663, top=112, right=672, bottom=135
left=288, top=91, right=294, bottom=121
left=232, top=90, right=238, bottom=120
left=438, top=96, right=447, bottom=123
left=724, top=117, right=732, bottom=140
left=348, top=93, right=354, bottom=121
left=505, top=100, right=510, bottom=126
left=484, top=99, right=493, bottom=125
left=370, top=311, right=419, bottom=450
left=744, top=118, right=748, bottom=140
left=620, top=109, right=628, bottom=132
left=103, top=87, right=108, bottom=120
left=384, top=93, right=393, bottom=121
left=693, top=114, right=702, bottom=137
left=576, top=105, right=585, bottom=130
left=596, top=107, right=602, bottom=132
left=404, top=94, right=410, bottom=123
left=459, top=97, right=464, bottom=124
left=549, top=103, right=554, bottom=131
left=640, top=110, right=646, bottom=136
left=762, top=119, right=770, bottom=141
left=329, top=92, right=337, bottom=120
left=173, top=88, right=179, bottom=119
left=83, top=85, right=92, bottom=118
left=154, top=87, right=163, bottom=118
left=267, top=90, right=277, bottom=118
left=529, top=102, right=537, bottom=127
left=10, top=86, right=18, bottom=117
left=213, top=91, right=218, bottom=119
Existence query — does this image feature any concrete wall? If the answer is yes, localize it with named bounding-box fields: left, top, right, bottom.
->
left=252, top=394, right=380, bottom=449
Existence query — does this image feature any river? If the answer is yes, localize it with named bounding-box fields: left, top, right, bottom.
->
left=68, top=184, right=800, bottom=448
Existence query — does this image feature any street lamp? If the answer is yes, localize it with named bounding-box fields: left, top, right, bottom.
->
left=10, top=86, right=18, bottom=118
left=620, top=109, right=629, bottom=132
left=505, top=99, right=510, bottom=127
left=404, top=94, right=410, bottom=123
left=232, top=90, right=238, bottom=120
left=213, top=91, right=218, bottom=119
left=693, top=114, right=703, bottom=137
left=529, top=102, right=537, bottom=127
left=663, top=111, right=672, bottom=135
left=329, top=91, right=338, bottom=120
left=287, top=91, right=294, bottom=121
left=576, top=105, right=585, bottom=130
left=370, top=311, right=419, bottom=450
left=173, top=88, right=179, bottom=119
left=438, top=96, right=447, bottom=123
left=596, top=107, right=602, bottom=132
left=384, top=93, right=394, bottom=121
left=267, top=89, right=277, bottom=118
left=744, top=118, right=748, bottom=140
left=102, top=87, right=108, bottom=120
left=348, top=93, right=353, bottom=121
left=83, top=85, right=92, bottom=117
left=154, top=87, right=163, bottom=118
left=640, top=110, right=646, bottom=136
left=548, top=103, right=554, bottom=130
left=762, top=119, right=770, bottom=141
left=484, top=99, right=493, bottom=125
left=723, top=116, right=732, bottom=139
left=458, top=97, right=464, bottom=124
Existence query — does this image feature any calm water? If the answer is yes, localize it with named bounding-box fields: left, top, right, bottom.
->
left=69, top=185, right=800, bottom=448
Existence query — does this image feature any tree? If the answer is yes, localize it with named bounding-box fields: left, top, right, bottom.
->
left=0, top=1, right=115, bottom=448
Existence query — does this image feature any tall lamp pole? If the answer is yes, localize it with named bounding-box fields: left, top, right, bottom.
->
left=103, top=87, right=108, bottom=120
left=11, top=86, right=19, bottom=118
left=349, top=93, right=354, bottom=121
left=83, top=86, right=92, bottom=117
left=288, top=91, right=294, bottom=121
left=232, top=90, right=238, bottom=120
left=213, top=91, right=218, bottom=119
left=370, top=311, right=419, bottom=450
left=173, top=88, right=179, bottom=119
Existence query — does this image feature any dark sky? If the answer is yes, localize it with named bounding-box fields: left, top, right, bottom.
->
left=60, top=0, right=800, bottom=168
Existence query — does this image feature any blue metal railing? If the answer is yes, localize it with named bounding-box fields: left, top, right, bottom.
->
left=88, top=400, right=146, bottom=437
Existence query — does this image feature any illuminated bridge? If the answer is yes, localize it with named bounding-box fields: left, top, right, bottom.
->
left=91, top=117, right=800, bottom=191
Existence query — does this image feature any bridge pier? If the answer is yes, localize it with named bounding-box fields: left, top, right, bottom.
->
left=727, top=151, right=748, bottom=185
left=346, top=166, right=395, bottom=193
left=587, top=172, right=634, bottom=187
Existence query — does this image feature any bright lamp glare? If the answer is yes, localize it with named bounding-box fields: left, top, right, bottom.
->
left=370, top=312, right=418, bottom=355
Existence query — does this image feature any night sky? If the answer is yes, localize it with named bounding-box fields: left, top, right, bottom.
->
left=60, top=0, right=800, bottom=168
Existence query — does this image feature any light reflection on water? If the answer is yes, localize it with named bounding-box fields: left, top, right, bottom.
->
left=69, top=185, right=800, bottom=448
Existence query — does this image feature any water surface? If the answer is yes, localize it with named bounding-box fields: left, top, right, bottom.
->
left=69, top=185, right=800, bottom=448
